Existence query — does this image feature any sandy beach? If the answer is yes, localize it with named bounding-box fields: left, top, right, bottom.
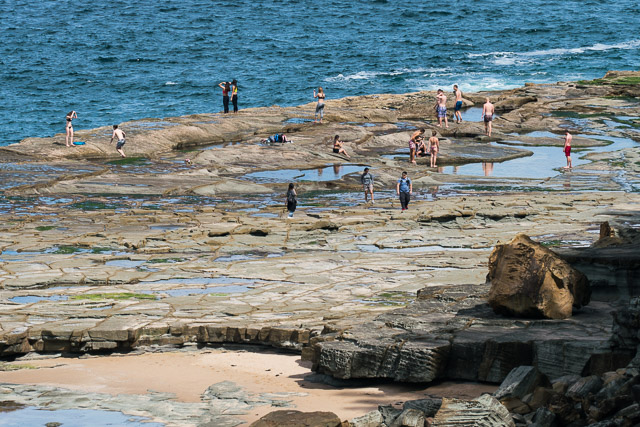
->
left=0, top=348, right=495, bottom=424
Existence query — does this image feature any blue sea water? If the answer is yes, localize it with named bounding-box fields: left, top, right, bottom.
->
left=1, top=0, right=639, bottom=146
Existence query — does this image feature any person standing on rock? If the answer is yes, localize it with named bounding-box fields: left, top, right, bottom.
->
left=396, top=171, right=412, bottom=211
left=453, top=85, right=463, bottom=123
left=286, top=183, right=297, bottom=218
left=563, top=130, right=573, bottom=169
left=482, top=98, right=495, bottom=136
left=409, top=128, right=425, bottom=164
left=110, top=125, right=127, bottom=158
left=230, top=79, right=239, bottom=113
left=65, top=110, right=77, bottom=147
left=218, top=81, right=231, bottom=113
left=428, top=130, right=440, bottom=168
left=435, top=89, right=449, bottom=129
left=313, top=87, right=325, bottom=123
left=361, top=167, right=374, bottom=204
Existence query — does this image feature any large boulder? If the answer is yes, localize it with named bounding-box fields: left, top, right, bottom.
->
left=487, top=234, right=590, bottom=319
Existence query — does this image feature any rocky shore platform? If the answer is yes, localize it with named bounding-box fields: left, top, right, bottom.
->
left=0, top=71, right=639, bottom=426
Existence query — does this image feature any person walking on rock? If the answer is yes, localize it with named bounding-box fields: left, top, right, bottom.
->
left=482, top=98, right=495, bottom=136
left=453, top=85, right=463, bottom=123
left=563, top=130, right=572, bottom=169
left=314, top=87, right=325, bottom=123
left=110, top=125, right=127, bottom=158
left=230, top=79, right=239, bottom=113
left=65, top=110, right=77, bottom=147
left=286, top=183, right=297, bottom=218
left=361, top=167, right=374, bottom=204
left=218, top=81, right=231, bottom=113
left=396, top=171, right=412, bottom=211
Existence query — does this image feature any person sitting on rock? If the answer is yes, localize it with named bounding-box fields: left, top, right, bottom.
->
left=416, top=135, right=428, bottom=157
left=332, top=135, right=350, bottom=159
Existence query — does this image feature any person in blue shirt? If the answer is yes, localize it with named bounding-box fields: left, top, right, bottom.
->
left=396, top=171, right=412, bottom=211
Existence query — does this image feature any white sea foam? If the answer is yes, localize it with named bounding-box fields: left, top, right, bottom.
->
left=415, top=75, right=523, bottom=93
left=165, top=81, right=178, bottom=85
left=326, top=67, right=451, bottom=82
left=469, top=39, right=640, bottom=66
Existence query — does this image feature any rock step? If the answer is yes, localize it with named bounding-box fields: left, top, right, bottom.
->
left=0, top=325, right=313, bottom=356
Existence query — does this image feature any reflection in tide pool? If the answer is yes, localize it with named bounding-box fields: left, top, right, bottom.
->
left=242, top=164, right=369, bottom=183
left=442, top=135, right=638, bottom=178
left=460, top=107, right=500, bottom=123
left=0, top=407, right=163, bottom=426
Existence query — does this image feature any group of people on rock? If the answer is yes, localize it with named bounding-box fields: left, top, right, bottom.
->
left=408, top=129, right=440, bottom=167
left=65, top=110, right=128, bottom=157
left=217, top=80, right=239, bottom=114
left=285, top=166, right=415, bottom=217
left=432, top=85, right=495, bottom=136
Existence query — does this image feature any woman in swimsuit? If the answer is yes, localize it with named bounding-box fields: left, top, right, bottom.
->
left=218, top=81, right=231, bottom=113
left=65, top=110, right=77, bottom=147
left=230, top=79, right=238, bottom=113
left=332, top=135, right=350, bottom=159
left=314, top=87, right=325, bottom=123
left=408, top=128, right=425, bottom=164
left=428, top=130, right=440, bottom=168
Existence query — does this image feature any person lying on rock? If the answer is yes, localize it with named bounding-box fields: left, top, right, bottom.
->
left=261, top=133, right=292, bottom=144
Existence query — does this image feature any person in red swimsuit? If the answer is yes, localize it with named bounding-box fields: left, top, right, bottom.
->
left=563, top=130, right=572, bottom=169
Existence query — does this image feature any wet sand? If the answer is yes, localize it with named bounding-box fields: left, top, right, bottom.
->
left=0, top=348, right=496, bottom=423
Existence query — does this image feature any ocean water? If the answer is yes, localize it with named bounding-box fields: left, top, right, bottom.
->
left=1, top=0, right=639, bottom=146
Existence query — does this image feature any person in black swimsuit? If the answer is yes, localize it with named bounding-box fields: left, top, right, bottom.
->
left=65, top=110, right=77, bottom=147
left=332, top=135, right=350, bottom=158
left=314, top=87, right=325, bottom=123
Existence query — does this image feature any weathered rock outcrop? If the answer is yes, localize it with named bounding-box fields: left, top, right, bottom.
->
left=487, top=233, right=591, bottom=319
left=611, top=297, right=640, bottom=367
left=349, top=395, right=514, bottom=427
left=495, top=363, right=640, bottom=426
left=249, top=410, right=342, bottom=427
left=431, top=394, right=514, bottom=427
left=309, top=283, right=625, bottom=384
left=556, top=225, right=640, bottom=302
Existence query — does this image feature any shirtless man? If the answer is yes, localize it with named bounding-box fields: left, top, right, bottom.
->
left=481, top=98, right=495, bottom=136
left=563, top=130, right=572, bottom=169
left=434, top=89, right=448, bottom=128
left=453, top=85, right=463, bottom=123
left=428, top=130, right=440, bottom=167
left=110, top=125, right=127, bottom=158
left=409, top=128, right=425, bottom=164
